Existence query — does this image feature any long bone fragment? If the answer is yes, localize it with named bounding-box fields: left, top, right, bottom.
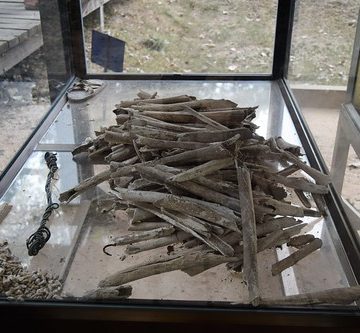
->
left=183, top=106, right=228, bottom=130
left=128, top=114, right=206, bottom=132
left=141, top=109, right=255, bottom=125
left=271, top=238, right=323, bottom=275
left=178, top=127, right=253, bottom=143
left=126, top=231, right=192, bottom=254
left=103, top=226, right=176, bottom=256
left=118, top=94, right=196, bottom=108
left=236, top=162, right=259, bottom=305
left=59, top=169, right=111, bottom=202
left=131, top=99, right=238, bottom=111
left=171, top=158, right=234, bottom=183
left=99, top=251, right=238, bottom=288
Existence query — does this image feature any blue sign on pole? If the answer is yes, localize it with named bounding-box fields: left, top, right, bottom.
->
left=91, top=30, right=126, bottom=72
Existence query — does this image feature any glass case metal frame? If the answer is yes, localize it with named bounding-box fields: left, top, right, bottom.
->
left=1, top=0, right=360, bottom=329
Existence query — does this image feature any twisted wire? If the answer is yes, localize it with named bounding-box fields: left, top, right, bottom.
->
left=26, top=152, right=59, bottom=256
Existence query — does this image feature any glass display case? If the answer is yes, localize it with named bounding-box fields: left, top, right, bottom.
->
left=1, top=0, right=360, bottom=330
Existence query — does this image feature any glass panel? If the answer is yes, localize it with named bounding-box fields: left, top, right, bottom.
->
left=289, top=1, right=359, bottom=172
left=288, top=0, right=359, bottom=87
left=82, top=0, right=277, bottom=74
left=1, top=80, right=357, bottom=308
left=0, top=0, right=71, bottom=174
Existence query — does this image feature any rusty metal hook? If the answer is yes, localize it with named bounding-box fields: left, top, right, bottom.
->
left=102, top=243, right=116, bottom=256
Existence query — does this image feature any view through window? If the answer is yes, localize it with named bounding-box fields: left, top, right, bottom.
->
left=83, top=0, right=278, bottom=74
left=288, top=0, right=359, bottom=86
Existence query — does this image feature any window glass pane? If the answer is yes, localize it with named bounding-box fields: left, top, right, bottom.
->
left=0, top=0, right=71, bottom=173
left=288, top=0, right=359, bottom=86
left=289, top=1, right=359, bottom=174
left=83, top=0, right=277, bottom=74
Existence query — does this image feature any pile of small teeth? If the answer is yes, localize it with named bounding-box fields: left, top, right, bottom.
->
left=0, top=241, right=62, bottom=300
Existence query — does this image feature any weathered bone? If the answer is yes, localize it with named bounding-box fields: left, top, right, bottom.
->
left=183, top=106, right=228, bottom=130
left=99, top=251, right=238, bottom=287
left=272, top=238, right=323, bottom=275
left=126, top=231, right=192, bottom=254
left=132, top=99, right=239, bottom=111
left=119, top=94, right=195, bottom=108
left=236, top=162, right=259, bottom=305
